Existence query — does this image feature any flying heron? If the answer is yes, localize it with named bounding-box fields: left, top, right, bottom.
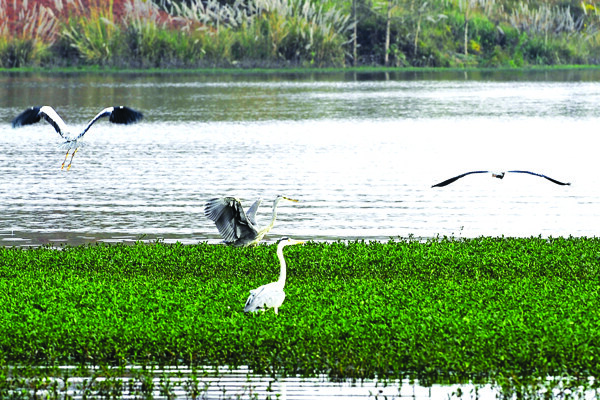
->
left=244, top=237, right=304, bottom=314
left=431, top=170, right=571, bottom=188
left=12, top=105, right=143, bottom=170
left=204, top=195, right=299, bottom=247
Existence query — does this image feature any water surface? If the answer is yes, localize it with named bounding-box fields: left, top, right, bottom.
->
left=16, top=365, right=598, bottom=400
left=0, top=70, right=598, bottom=246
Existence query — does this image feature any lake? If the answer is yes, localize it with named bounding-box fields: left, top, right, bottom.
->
left=0, top=69, right=598, bottom=247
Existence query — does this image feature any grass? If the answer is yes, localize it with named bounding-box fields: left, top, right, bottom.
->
left=1, top=237, right=599, bottom=395
left=4, top=63, right=600, bottom=76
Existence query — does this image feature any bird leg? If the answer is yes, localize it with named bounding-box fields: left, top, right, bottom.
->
left=65, top=148, right=79, bottom=171
left=60, top=149, right=71, bottom=170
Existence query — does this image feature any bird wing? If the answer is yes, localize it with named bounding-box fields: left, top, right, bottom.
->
left=12, top=106, right=69, bottom=139
left=245, top=198, right=262, bottom=226
left=204, top=197, right=258, bottom=243
left=431, top=171, right=490, bottom=188
left=508, top=170, right=571, bottom=186
left=76, top=106, right=144, bottom=140
left=244, top=285, right=265, bottom=311
left=244, top=282, right=284, bottom=312
left=12, top=106, right=42, bottom=127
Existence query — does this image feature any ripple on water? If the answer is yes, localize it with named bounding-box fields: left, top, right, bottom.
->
left=0, top=74, right=598, bottom=245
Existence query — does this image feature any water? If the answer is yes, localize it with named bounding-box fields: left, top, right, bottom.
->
left=0, top=70, right=598, bottom=246
left=11, top=365, right=598, bottom=400
left=1, top=70, right=599, bottom=398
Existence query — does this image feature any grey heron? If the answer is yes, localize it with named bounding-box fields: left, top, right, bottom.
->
left=12, top=105, right=143, bottom=170
left=431, top=170, right=571, bottom=188
left=244, top=237, right=304, bottom=314
left=204, top=195, right=299, bottom=247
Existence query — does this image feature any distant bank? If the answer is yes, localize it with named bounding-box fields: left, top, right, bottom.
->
left=2, top=0, right=600, bottom=69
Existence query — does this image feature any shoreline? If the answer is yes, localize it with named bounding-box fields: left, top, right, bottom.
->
left=3, top=64, right=600, bottom=76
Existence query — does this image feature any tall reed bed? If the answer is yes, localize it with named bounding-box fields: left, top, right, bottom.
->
left=170, top=0, right=352, bottom=66
left=61, top=0, right=119, bottom=65
left=0, top=0, right=58, bottom=67
left=0, top=0, right=351, bottom=68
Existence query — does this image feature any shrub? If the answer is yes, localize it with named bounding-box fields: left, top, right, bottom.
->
left=61, top=4, right=120, bottom=65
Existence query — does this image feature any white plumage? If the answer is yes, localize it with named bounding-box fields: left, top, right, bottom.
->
left=12, top=105, right=143, bottom=170
left=244, top=237, right=304, bottom=314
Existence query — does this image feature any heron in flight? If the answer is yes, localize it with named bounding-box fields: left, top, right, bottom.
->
left=205, top=195, right=299, bottom=247
left=431, top=170, right=571, bottom=188
left=12, top=105, right=143, bottom=170
left=244, top=237, right=304, bottom=314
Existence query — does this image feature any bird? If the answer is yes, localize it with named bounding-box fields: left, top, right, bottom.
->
left=431, top=170, right=571, bottom=188
left=244, top=237, right=304, bottom=314
left=11, top=105, right=143, bottom=170
left=204, top=195, right=299, bottom=247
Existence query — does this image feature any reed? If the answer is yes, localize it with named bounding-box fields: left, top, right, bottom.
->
left=169, top=0, right=351, bottom=66
left=60, top=0, right=119, bottom=65
left=0, top=0, right=58, bottom=67
left=3, top=1, right=600, bottom=69
left=509, top=3, right=583, bottom=36
left=121, top=0, right=203, bottom=67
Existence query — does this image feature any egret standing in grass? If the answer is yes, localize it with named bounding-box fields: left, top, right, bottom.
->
left=431, top=170, right=571, bottom=188
left=244, top=237, right=304, bottom=314
left=12, top=105, right=143, bottom=170
left=204, top=195, right=299, bottom=247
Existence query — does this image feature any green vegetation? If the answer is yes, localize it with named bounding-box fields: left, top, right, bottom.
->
left=1, top=237, right=599, bottom=397
left=2, top=0, right=600, bottom=68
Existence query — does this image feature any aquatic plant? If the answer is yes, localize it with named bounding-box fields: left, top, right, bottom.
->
left=1, top=237, right=600, bottom=389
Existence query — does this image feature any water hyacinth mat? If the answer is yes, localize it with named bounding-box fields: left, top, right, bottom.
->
left=0, top=237, right=599, bottom=388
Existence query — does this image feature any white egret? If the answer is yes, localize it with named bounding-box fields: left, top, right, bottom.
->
left=244, top=237, right=304, bottom=314
left=431, top=170, right=571, bottom=188
left=12, top=105, right=143, bottom=170
left=204, top=195, right=299, bottom=247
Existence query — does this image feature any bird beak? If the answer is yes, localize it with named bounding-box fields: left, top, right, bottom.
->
left=283, top=196, right=299, bottom=202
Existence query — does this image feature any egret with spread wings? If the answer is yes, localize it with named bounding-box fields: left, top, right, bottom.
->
left=12, top=105, right=143, bottom=170
left=204, top=195, right=299, bottom=247
left=244, top=237, right=304, bottom=314
left=431, top=170, right=571, bottom=188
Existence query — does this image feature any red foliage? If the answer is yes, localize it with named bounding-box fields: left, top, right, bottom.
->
left=3, top=0, right=177, bottom=35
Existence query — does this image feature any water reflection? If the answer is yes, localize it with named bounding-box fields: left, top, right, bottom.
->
left=0, top=71, right=598, bottom=246
left=9, top=365, right=597, bottom=400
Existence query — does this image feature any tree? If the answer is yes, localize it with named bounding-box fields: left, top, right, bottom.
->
left=453, top=0, right=495, bottom=56
left=353, top=0, right=358, bottom=66
left=372, top=0, right=401, bottom=66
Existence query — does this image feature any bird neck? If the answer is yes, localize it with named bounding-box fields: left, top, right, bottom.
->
left=255, top=198, right=283, bottom=242
left=276, top=244, right=287, bottom=287
left=265, top=197, right=282, bottom=232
